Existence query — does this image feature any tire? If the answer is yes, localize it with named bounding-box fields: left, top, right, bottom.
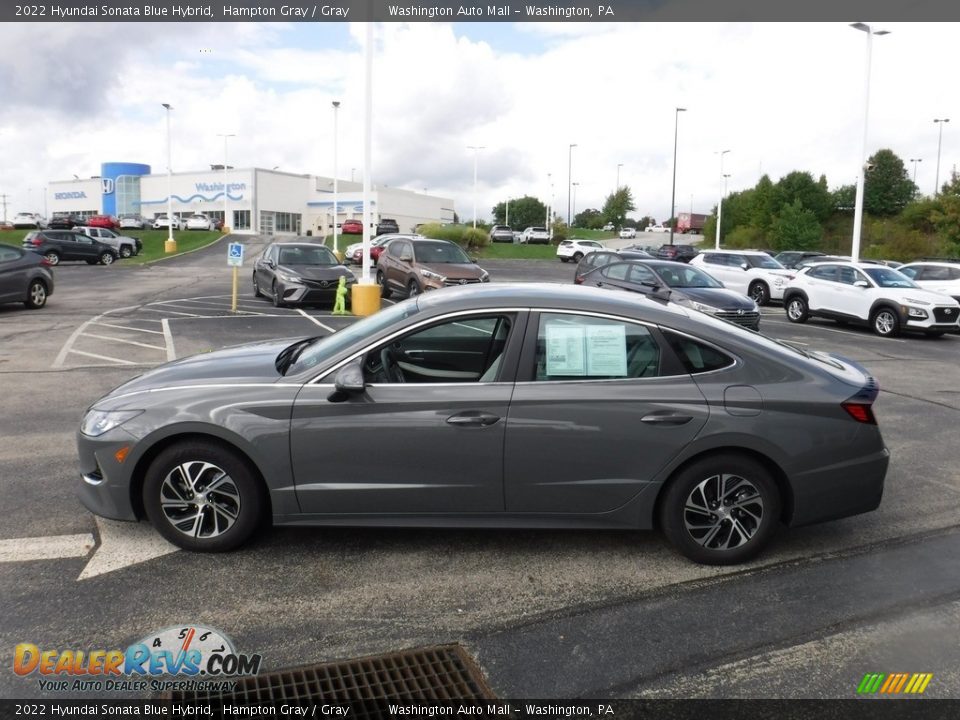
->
left=560, top=257, right=569, bottom=263
left=142, top=440, right=265, bottom=552
left=252, top=273, right=262, bottom=298
left=659, top=453, right=781, bottom=565
left=871, top=307, right=900, bottom=337
left=377, top=270, right=391, bottom=298
left=572, top=252, right=584, bottom=262
left=407, top=279, right=422, bottom=298
left=119, top=245, right=132, bottom=258
left=99, top=252, right=115, bottom=266
left=272, top=281, right=284, bottom=308
left=24, top=279, right=47, bottom=309
left=785, top=296, right=808, bottom=323
left=85, top=260, right=98, bottom=265
left=44, top=251, right=60, bottom=266
left=748, top=281, right=770, bottom=306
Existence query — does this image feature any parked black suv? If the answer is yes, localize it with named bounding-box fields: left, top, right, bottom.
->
left=376, top=218, right=399, bottom=235
left=656, top=244, right=699, bottom=263
left=22, top=230, right=118, bottom=266
left=47, top=214, right=85, bottom=229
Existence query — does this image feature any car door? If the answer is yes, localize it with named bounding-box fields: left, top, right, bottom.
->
left=827, top=265, right=874, bottom=317
left=503, top=311, right=709, bottom=514
left=802, top=264, right=839, bottom=311
left=0, top=246, right=28, bottom=301
left=384, top=239, right=412, bottom=294
left=289, top=311, right=526, bottom=514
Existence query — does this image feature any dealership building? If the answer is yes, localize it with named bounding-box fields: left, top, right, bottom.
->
left=46, top=162, right=456, bottom=235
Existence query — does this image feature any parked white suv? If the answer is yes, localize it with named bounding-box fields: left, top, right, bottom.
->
left=153, top=214, right=184, bottom=230
left=13, top=213, right=45, bottom=229
left=75, top=226, right=142, bottom=258
left=689, top=250, right=794, bottom=305
left=519, top=226, right=551, bottom=244
left=556, top=239, right=604, bottom=263
left=783, top=261, right=960, bottom=337
left=897, top=261, right=960, bottom=303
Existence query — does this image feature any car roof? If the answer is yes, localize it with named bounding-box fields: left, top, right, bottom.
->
left=701, top=248, right=766, bottom=255
left=900, top=260, right=958, bottom=267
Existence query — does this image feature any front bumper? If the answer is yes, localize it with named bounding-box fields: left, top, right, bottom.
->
left=76, top=429, right=140, bottom=522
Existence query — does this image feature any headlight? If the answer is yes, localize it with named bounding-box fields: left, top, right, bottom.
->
left=480, top=271, right=490, bottom=282
left=691, top=301, right=722, bottom=314
left=903, top=297, right=930, bottom=306
left=420, top=269, right=446, bottom=281
left=81, top=409, right=143, bottom=437
left=905, top=306, right=928, bottom=319
left=277, top=272, right=302, bottom=284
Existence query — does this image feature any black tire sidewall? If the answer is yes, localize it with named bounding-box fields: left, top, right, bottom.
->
left=142, top=441, right=264, bottom=552
left=660, top=454, right=780, bottom=565
left=786, top=297, right=808, bottom=323
left=26, top=279, right=46, bottom=308
left=750, top=281, right=770, bottom=306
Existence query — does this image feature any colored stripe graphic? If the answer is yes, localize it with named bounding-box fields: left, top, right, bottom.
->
left=858, top=672, right=932, bottom=694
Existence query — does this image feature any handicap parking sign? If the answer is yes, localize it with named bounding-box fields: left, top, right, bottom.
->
left=227, top=242, right=244, bottom=266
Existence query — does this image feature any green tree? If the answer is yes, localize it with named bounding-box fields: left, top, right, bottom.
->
left=573, top=208, right=603, bottom=229
left=492, top=195, right=547, bottom=230
left=750, top=175, right=776, bottom=231
left=770, top=199, right=822, bottom=250
left=831, top=184, right=856, bottom=212
left=772, top=171, right=833, bottom=221
left=601, top=187, right=636, bottom=227
left=864, top=149, right=916, bottom=216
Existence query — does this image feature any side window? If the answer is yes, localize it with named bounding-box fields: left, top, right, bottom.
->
left=703, top=254, right=723, bottom=265
left=809, top=265, right=837, bottom=281
left=837, top=267, right=859, bottom=285
left=0, top=247, right=20, bottom=262
left=628, top=264, right=658, bottom=284
left=950, top=268, right=960, bottom=280
left=663, top=332, right=735, bottom=374
left=534, top=313, right=661, bottom=381
left=919, top=266, right=950, bottom=281
left=898, top=266, right=918, bottom=280
left=365, top=315, right=512, bottom=384
left=581, top=253, right=601, bottom=270
left=601, top=263, right=630, bottom=281
left=727, top=255, right=745, bottom=268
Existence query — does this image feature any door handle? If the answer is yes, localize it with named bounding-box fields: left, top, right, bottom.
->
left=640, top=413, right=693, bottom=425
left=446, top=412, right=501, bottom=427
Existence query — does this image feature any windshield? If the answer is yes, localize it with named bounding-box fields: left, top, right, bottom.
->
left=747, top=254, right=785, bottom=269
left=278, top=245, right=338, bottom=266
left=658, top=264, right=723, bottom=288
left=863, top=267, right=919, bottom=289
left=286, top=300, right=421, bottom=376
left=414, top=242, right=471, bottom=264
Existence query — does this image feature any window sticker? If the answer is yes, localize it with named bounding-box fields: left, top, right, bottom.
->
left=585, top=324, right=627, bottom=376
left=545, top=325, right=586, bottom=376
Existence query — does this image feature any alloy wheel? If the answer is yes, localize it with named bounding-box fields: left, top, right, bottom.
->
left=682, top=473, right=764, bottom=550
left=159, top=461, right=241, bottom=540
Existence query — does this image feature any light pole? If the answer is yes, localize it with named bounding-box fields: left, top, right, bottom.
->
left=616, top=163, right=623, bottom=190
left=162, top=103, right=176, bottom=253
left=332, top=100, right=340, bottom=254
left=567, top=143, right=577, bottom=225
left=669, top=107, right=686, bottom=246
left=571, top=182, right=579, bottom=224
left=545, top=173, right=552, bottom=235
left=849, top=23, right=889, bottom=263
left=910, top=157, right=922, bottom=184
left=934, top=118, right=950, bottom=196
left=467, top=145, right=485, bottom=228
left=714, top=149, right=730, bottom=249
left=216, top=133, right=235, bottom=233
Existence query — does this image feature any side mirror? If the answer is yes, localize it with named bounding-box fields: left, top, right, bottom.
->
left=854, top=280, right=870, bottom=289
left=267, top=259, right=276, bottom=268
left=740, top=262, right=750, bottom=271
left=328, top=360, right=365, bottom=402
left=399, top=253, right=413, bottom=262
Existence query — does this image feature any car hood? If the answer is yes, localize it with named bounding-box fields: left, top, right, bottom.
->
left=894, top=287, right=960, bottom=306
left=676, top=287, right=757, bottom=310
left=418, top=262, right=486, bottom=279
left=278, top=264, right=354, bottom=281
left=97, top=339, right=297, bottom=403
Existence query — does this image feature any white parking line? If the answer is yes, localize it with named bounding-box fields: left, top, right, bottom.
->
left=68, top=349, right=138, bottom=365
left=53, top=304, right=142, bottom=368
left=161, top=319, right=176, bottom=361
left=92, top=322, right=165, bottom=335
left=0, top=533, right=95, bottom=563
left=138, top=307, right=206, bottom=318
left=761, top=316, right=907, bottom=342
left=297, top=309, right=335, bottom=332
left=82, top=332, right=167, bottom=351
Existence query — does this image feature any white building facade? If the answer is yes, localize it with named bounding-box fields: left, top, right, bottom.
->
left=46, top=163, right=456, bottom=236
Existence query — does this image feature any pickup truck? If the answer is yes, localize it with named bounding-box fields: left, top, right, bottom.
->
left=76, top=226, right=142, bottom=258
left=519, top=226, right=551, bottom=244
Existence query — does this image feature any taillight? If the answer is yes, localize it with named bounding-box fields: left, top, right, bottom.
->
left=40, top=257, right=53, bottom=266
left=841, top=401, right=876, bottom=425
left=574, top=275, right=584, bottom=285
left=31, top=237, right=43, bottom=246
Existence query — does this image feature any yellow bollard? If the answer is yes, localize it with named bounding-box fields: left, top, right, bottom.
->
left=164, top=238, right=178, bottom=253
left=351, top=284, right=381, bottom=317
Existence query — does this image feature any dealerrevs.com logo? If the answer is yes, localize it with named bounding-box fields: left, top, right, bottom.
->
left=14, top=625, right=263, bottom=693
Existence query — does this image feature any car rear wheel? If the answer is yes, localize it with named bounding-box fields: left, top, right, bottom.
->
left=119, top=246, right=132, bottom=258
left=560, top=257, right=569, bottom=263
left=24, top=279, right=47, bottom=309
left=748, top=281, right=770, bottom=306
left=660, top=453, right=780, bottom=565
left=142, top=441, right=266, bottom=552
left=44, top=252, right=60, bottom=266
left=871, top=307, right=900, bottom=337
left=99, top=252, right=115, bottom=266
left=785, top=296, right=808, bottom=323
left=572, top=252, right=584, bottom=262
left=377, top=270, right=391, bottom=298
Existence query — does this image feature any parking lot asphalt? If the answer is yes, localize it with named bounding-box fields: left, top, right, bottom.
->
left=2, top=235, right=960, bottom=700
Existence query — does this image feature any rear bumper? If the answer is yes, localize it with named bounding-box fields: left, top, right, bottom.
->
left=788, top=446, right=889, bottom=527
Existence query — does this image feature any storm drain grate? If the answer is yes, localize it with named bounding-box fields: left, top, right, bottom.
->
left=166, top=644, right=496, bottom=704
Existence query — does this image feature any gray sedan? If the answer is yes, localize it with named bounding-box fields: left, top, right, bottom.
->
left=77, top=284, right=889, bottom=564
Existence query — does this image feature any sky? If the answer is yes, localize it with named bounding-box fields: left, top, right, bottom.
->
left=0, top=20, right=958, bottom=224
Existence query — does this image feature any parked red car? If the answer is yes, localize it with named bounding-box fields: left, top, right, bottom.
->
left=87, top=215, right=120, bottom=230
left=341, top=219, right=363, bottom=234
left=350, top=242, right=388, bottom=265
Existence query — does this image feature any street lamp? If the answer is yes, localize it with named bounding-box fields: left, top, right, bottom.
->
left=162, top=103, right=176, bottom=253
left=910, top=157, right=922, bottom=184
left=545, top=172, right=552, bottom=235
left=567, top=143, right=577, bottom=225
left=572, top=182, right=580, bottom=224
left=934, top=118, right=950, bottom=196
left=332, top=100, right=341, bottom=255
left=616, top=163, right=623, bottom=190
left=216, top=133, right=235, bottom=233
left=714, top=149, right=730, bottom=249
left=669, top=107, right=686, bottom=246
left=467, top=145, right=485, bottom=228
left=849, top=22, right=890, bottom=263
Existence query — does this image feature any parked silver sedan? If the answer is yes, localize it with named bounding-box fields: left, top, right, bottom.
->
left=77, top=284, right=889, bottom=564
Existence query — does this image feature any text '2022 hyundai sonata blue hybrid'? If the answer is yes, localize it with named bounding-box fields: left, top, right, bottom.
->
left=77, top=283, right=889, bottom=564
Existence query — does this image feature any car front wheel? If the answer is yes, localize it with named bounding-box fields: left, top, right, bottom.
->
left=142, top=441, right=265, bottom=552
left=660, top=453, right=780, bottom=565
left=25, top=279, right=47, bottom=309
left=749, top=281, right=770, bottom=306
left=785, top=296, right=808, bottom=323
left=407, top=279, right=421, bottom=297
left=871, top=307, right=900, bottom=337
left=252, top=272, right=262, bottom=297
left=99, top=252, right=115, bottom=265
left=377, top=270, right=391, bottom=298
